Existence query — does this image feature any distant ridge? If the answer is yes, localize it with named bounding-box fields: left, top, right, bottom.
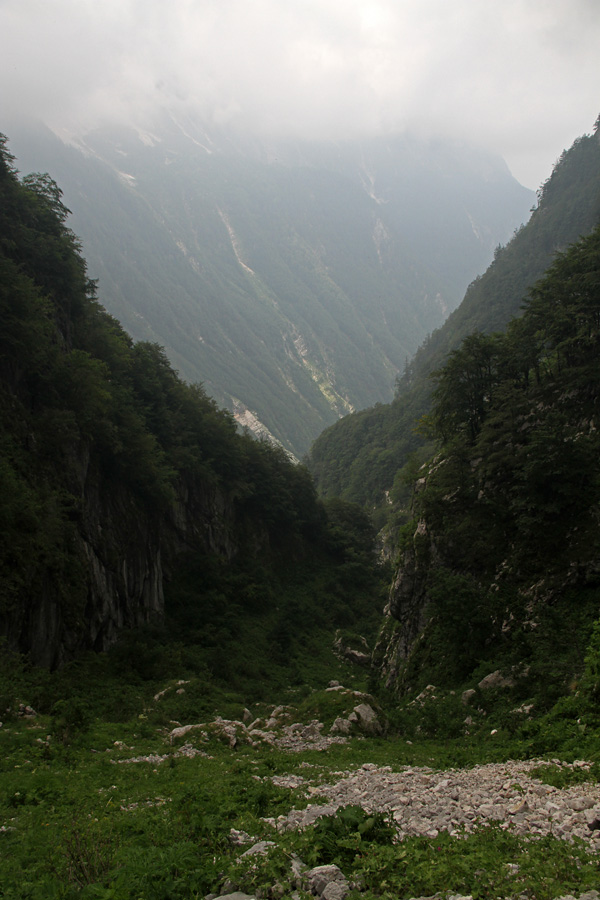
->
left=4, top=115, right=532, bottom=456
left=307, top=121, right=600, bottom=506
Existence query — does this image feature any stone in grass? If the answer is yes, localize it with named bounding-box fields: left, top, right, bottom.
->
left=347, top=703, right=383, bottom=736
left=322, top=884, right=349, bottom=900
left=408, top=895, right=473, bottom=900
left=229, top=828, right=254, bottom=846
left=306, top=864, right=349, bottom=898
left=477, top=670, right=514, bottom=691
left=329, top=717, right=352, bottom=736
left=554, top=894, right=599, bottom=900
left=240, top=841, right=276, bottom=858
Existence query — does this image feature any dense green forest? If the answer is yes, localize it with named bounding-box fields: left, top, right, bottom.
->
left=0, top=132, right=386, bottom=676
left=307, top=124, right=600, bottom=512
left=376, top=222, right=600, bottom=712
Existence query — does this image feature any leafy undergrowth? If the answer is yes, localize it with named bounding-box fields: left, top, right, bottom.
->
left=529, top=761, right=600, bottom=790
left=3, top=653, right=600, bottom=900
left=236, top=817, right=600, bottom=900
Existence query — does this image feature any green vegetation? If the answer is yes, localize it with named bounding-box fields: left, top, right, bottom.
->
left=2, top=650, right=600, bottom=899
left=0, top=132, right=386, bottom=666
left=377, top=223, right=600, bottom=730
left=3, top=124, right=600, bottom=899
left=308, top=122, right=600, bottom=512
left=8, top=122, right=532, bottom=457
left=420, top=224, right=600, bottom=582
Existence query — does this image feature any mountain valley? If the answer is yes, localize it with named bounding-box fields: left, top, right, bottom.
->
left=2, top=118, right=600, bottom=899
left=4, top=114, right=533, bottom=456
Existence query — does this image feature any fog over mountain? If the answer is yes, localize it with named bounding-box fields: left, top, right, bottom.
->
left=2, top=1, right=598, bottom=454
left=2, top=0, right=600, bottom=189
left=3, top=116, right=534, bottom=456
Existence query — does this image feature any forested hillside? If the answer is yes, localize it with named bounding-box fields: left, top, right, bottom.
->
left=308, top=122, right=600, bottom=509
left=376, top=223, right=600, bottom=712
left=5, top=117, right=532, bottom=457
left=0, top=133, right=385, bottom=673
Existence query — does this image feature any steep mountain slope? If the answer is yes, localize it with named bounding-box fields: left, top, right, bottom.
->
left=308, top=122, right=600, bottom=505
left=5, top=116, right=533, bottom=457
left=0, top=136, right=383, bottom=669
left=376, top=225, right=600, bottom=704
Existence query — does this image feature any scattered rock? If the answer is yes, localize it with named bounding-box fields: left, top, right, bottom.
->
left=290, top=854, right=308, bottom=884
left=169, top=723, right=206, bottom=743
left=347, top=703, right=383, bottom=736
left=333, top=634, right=371, bottom=668
left=117, top=742, right=207, bottom=765
left=272, top=758, right=600, bottom=847
left=305, top=864, right=349, bottom=898
left=153, top=680, right=190, bottom=702
left=512, top=702, right=534, bottom=715
left=411, top=685, right=437, bottom=705
left=477, top=670, right=514, bottom=691
left=240, top=841, right=276, bottom=858
left=569, top=797, right=595, bottom=812
left=229, top=829, right=254, bottom=846
left=275, top=720, right=348, bottom=752
left=508, top=798, right=530, bottom=815
left=203, top=753, right=600, bottom=900
left=329, top=717, right=352, bottom=736
left=213, top=890, right=255, bottom=900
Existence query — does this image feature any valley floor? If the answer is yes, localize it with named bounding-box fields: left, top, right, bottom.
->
left=3, top=679, right=600, bottom=900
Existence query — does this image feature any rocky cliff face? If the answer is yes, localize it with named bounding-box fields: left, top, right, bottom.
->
left=374, top=515, right=437, bottom=691
left=6, top=445, right=245, bottom=668
left=2, top=135, right=322, bottom=670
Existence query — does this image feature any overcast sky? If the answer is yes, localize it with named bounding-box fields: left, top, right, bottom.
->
left=1, top=0, right=599, bottom=188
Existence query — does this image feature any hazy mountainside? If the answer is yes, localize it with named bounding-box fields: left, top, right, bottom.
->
left=0, top=135, right=384, bottom=670
left=4, top=133, right=600, bottom=900
left=308, top=123, right=600, bottom=506
left=376, top=224, right=600, bottom=708
left=4, top=115, right=533, bottom=457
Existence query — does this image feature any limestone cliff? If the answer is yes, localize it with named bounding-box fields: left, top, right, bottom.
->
left=374, top=514, right=437, bottom=691
left=4, top=444, right=249, bottom=667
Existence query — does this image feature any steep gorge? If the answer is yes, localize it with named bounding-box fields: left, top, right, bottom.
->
left=308, top=122, right=600, bottom=507
left=5, top=117, right=533, bottom=457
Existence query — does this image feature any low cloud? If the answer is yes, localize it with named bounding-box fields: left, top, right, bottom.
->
left=1, top=0, right=599, bottom=187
